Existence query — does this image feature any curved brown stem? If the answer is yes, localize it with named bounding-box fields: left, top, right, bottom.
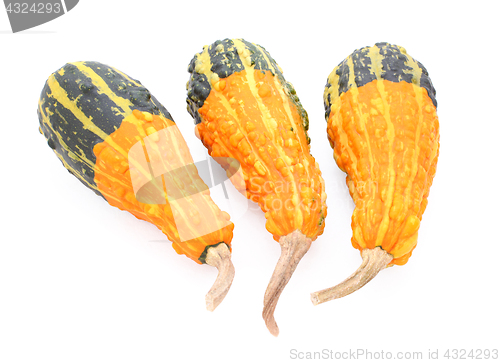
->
left=262, top=230, right=312, bottom=336
left=311, top=247, right=393, bottom=305
left=205, top=243, right=235, bottom=312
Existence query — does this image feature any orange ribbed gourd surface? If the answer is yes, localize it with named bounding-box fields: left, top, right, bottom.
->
left=324, top=43, right=439, bottom=265
left=311, top=42, right=440, bottom=306
left=186, top=38, right=327, bottom=335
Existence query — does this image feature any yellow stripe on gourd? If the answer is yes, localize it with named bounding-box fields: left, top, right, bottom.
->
left=71, top=63, right=134, bottom=117
left=231, top=40, right=304, bottom=229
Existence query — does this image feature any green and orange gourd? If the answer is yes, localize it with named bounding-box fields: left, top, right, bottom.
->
left=311, top=43, right=440, bottom=304
left=186, top=38, right=327, bottom=335
left=38, top=61, right=235, bottom=310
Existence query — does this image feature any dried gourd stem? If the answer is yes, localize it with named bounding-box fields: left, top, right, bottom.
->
left=311, top=247, right=393, bottom=305
left=263, top=230, right=312, bottom=337
left=205, top=243, right=235, bottom=312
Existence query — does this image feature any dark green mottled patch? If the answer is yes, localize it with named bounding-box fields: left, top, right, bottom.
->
left=378, top=42, right=415, bottom=85
left=208, top=39, right=244, bottom=78
left=186, top=70, right=210, bottom=125
left=415, top=60, right=435, bottom=107
left=352, top=46, right=378, bottom=89
left=187, top=39, right=244, bottom=124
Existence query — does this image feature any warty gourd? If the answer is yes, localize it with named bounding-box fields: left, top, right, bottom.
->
left=38, top=61, right=235, bottom=311
left=311, top=43, right=439, bottom=304
left=186, top=38, right=327, bottom=335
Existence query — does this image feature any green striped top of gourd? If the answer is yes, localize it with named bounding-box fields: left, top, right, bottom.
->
left=186, top=38, right=310, bottom=143
left=38, top=61, right=172, bottom=195
left=324, top=42, right=437, bottom=121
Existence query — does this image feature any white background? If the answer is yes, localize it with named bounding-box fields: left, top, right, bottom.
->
left=1, top=1, right=499, bottom=362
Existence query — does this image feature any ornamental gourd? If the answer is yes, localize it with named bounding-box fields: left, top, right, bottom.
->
left=311, top=43, right=440, bottom=304
left=38, top=61, right=235, bottom=311
left=186, top=38, right=327, bottom=335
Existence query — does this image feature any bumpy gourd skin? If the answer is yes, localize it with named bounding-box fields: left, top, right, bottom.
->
left=187, top=38, right=327, bottom=242
left=38, top=61, right=233, bottom=264
left=187, top=38, right=327, bottom=335
left=324, top=42, right=440, bottom=265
